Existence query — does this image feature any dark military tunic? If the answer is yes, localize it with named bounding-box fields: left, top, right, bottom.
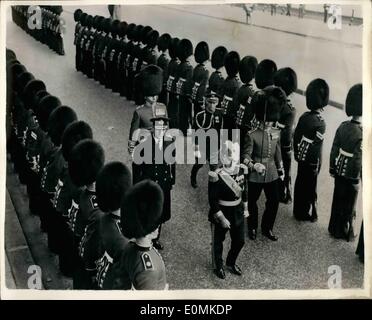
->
left=328, top=119, right=362, bottom=240
left=176, top=60, right=193, bottom=135
left=157, top=52, right=171, bottom=105
left=220, top=76, right=242, bottom=130
left=208, top=165, right=248, bottom=269
left=293, top=110, right=326, bottom=221
left=137, top=135, right=176, bottom=223
left=95, top=213, right=129, bottom=289
left=117, top=241, right=167, bottom=290
left=165, top=57, right=180, bottom=128
left=190, top=63, right=209, bottom=116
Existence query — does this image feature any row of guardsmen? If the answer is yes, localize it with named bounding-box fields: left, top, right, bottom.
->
left=6, top=49, right=168, bottom=289
left=11, top=6, right=65, bottom=56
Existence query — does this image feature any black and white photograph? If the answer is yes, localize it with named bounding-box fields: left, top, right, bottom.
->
left=1, top=0, right=371, bottom=299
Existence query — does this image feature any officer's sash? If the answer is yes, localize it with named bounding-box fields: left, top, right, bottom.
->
left=218, top=169, right=242, bottom=198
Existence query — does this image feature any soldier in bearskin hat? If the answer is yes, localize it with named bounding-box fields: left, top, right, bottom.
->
left=40, top=106, right=77, bottom=251
left=118, top=180, right=167, bottom=290
left=165, top=37, right=180, bottom=128
left=234, top=55, right=258, bottom=157
left=273, top=67, right=298, bottom=204
left=73, top=9, right=84, bottom=71
left=105, top=19, right=121, bottom=90
left=176, top=38, right=194, bottom=135
left=157, top=33, right=172, bottom=105
left=190, top=41, right=210, bottom=117
left=220, top=51, right=242, bottom=132
left=112, top=21, right=128, bottom=94
left=254, top=59, right=277, bottom=90
left=128, top=65, right=168, bottom=184
left=119, top=23, right=136, bottom=96
left=206, top=46, right=227, bottom=99
left=95, top=18, right=113, bottom=85
left=94, top=162, right=132, bottom=289
left=52, top=121, right=93, bottom=276
left=293, top=79, right=329, bottom=222
left=68, top=139, right=105, bottom=289
left=208, top=140, right=249, bottom=279
left=242, top=86, right=286, bottom=241
left=328, top=84, right=362, bottom=241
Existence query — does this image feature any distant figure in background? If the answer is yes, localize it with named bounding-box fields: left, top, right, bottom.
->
left=323, top=4, right=330, bottom=23
left=270, top=4, right=277, bottom=16
left=298, top=4, right=305, bottom=19
left=108, top=5, right=114, bottom=18
left=108, top=5, right=121, bottom=20
left=243, top=4, right=254, bottom=25
left=286, top=4, right=291, bottom=16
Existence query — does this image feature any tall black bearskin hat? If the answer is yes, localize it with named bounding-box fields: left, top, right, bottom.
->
left=345, top=83, right=362, bottom=117
left=6, top=48, right=16, bottom=61
left=16, top=72, right=35, bottom=94
left=253, top=86, right=287, bottom=122
left=53, top=6, right=63, bottom=15
left=306, top=78, right=329, bottom=110
left=68, top=139, right=105, bottom=187
left=146, top=30, right=159, bottom=48
left=86, top=15, right=94, bottom=29
left=62, top=121, right=93, bottom=162
left=9, top=64, right=26, bottom=86
left=224, top=51, right=240, bottom=77
left=80, top=13, right=88, bottom=27
left=118, top=21, right=128, bottom=38
left=126, top=23, right=136, bottom=40
left=255, top=59, right=277, bottom=89
left=169, top=37, right=180, bottom=59
left=103, top=18, right=113, bottom=33
left=273, top=67, right=297, bottom=96
left=141, top=65, right=164, bottom=97
left=22, top=79, right=46, bottom=109
left=211, top=46, right=228, bottom=70
left=74, top=9, right=83, bottom=22
left=36, top=95, right=62, bottom=131
left=32, top=90, right=49, bottom=113
left=6, top=58, right=20, bottom=69
left=177, top=38, right=193, bottom=62
left=239, top=55, right=258, bottom=84
left=96, top=162, right=132, bottom=213
left=111, top=19, right=121, bottom=36
left=141, top=25, right=153, bottom=43
left=96, top=16, right=105, bottom=31
left=194, top=41, right=210, bottom=64
left=133, top=24, right=144, bottom=42
left=121, top=179, right=164, bottom=239
left=157, top=33, right=171, bottom=52
left=47, top=106, right=78, bottom=146
left=92, top=15, right=100, bottom=29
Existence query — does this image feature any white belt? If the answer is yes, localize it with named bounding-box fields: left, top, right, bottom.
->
left=218, top=199, right=241, bottom=207
left=339, top=148, right=353, bottom=157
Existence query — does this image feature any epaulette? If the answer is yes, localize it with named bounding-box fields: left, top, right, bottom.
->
left=90, top=195, right=99, bottom=209
left=208, top=171, right=219, bottom=183
left=136, top=104, right=145, bottom=110
left=141, top=252, right=154, bottom=270
left=316, top=114, right=324, bottom=122
left=239, top=163, right=248, bottom=174
left=248, top=127, right=257, bottom=134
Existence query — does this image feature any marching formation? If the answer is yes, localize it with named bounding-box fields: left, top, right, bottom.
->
left=11, top=5, right=65, bottom=56
left=5, top=5, right=364, bottom=290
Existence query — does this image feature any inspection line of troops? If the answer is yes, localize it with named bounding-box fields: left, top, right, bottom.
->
left=5, top=7, right=363, bottom=289
left=11, top=5, right=65, bottom=56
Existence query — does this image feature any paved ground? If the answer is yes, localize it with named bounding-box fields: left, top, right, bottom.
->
left=5, top=4, right=364, bottom=290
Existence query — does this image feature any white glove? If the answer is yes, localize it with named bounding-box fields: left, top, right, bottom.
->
left=219, top=215, right=231, bottom=229
left=253, top=163, right=266, bottom=175
left=243, top=202, right=249, bottom=218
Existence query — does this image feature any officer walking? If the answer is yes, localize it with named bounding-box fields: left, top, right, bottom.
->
left=128, top=65, right=168, bottom=184
left=293, top=79, right=329, bottom=222
left=328, top=84, right=362, bottom=241
left=190, top=93, right=223, bottom=188
left=135, top=114, right=176, bottom=250
left=242, top=86, right=286, bottom=241
left=208, top=141, right=249, bottom=279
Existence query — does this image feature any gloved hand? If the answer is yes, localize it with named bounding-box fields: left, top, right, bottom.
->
left=243, top=202, right=249, bottom=218
left=218, top=215, right=231, bottom=229
left=253, top=162, right=266, bottom=175
left=278, top=168, right=285, bottom=180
